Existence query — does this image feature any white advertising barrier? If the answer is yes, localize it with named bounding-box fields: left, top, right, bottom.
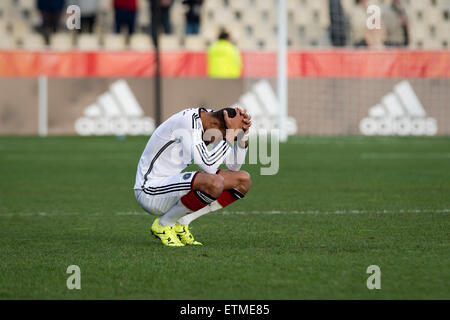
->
left=237, top=79, right=298, bottom=137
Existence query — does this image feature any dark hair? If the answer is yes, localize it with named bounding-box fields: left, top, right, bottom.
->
left=218, top=30, right=230, bottom=40
left=211, top=107, right=237, bottom=130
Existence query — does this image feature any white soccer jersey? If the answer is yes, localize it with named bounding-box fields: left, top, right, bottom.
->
left=134, top=108, right=248, bottom=190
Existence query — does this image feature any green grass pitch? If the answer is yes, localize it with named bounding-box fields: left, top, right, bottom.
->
left=0, top=136, right=449, bottom=299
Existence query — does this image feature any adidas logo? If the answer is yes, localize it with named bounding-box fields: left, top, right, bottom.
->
left=75, top=80, right=155, bottom=136
left=360, top=80, right=437, bottom=136
left=235, top=79, right=298, bottom=135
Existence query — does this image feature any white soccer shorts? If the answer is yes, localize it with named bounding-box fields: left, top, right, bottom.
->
left=134, top=171, right=198, bottom=215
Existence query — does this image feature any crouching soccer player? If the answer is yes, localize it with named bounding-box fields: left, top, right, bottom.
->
left=134, top=107, right=252, bottom=247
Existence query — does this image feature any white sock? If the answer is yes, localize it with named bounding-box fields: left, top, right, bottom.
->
left=159, top=200, right=191, bottom=227
left=177, top=201, right=223, bottom=225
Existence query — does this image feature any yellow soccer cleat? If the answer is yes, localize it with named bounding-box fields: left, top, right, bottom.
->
left=174, top=224, right=203, bottom=246
left=151, top=218, right=185, bottom=247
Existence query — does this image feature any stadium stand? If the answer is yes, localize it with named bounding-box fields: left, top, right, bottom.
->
left=184, top=35, right=207, bottom=50
left=0, top=0, right=448, bottom=50
left=21, top=32, right=46, bottom=50
left=77, top=33, right=101, bottom=50
left=129, top=32, right=154, bottom=50
left=50, top=32, right=74, bottom=50
left=103, top=33, right=127, bottom=50
left=159, top=34, right=181, bottom=50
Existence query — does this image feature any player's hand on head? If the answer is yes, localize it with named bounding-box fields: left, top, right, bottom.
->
left=242, top=110, right=252, bottom=131
left=224, top=109, right=245, bottom=144
left=235, top=107, right=252, bottom=132
left=224, top=109, right=244, bottom=130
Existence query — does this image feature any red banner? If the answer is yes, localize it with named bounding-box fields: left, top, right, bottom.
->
left=0, top=50, right=449, bottom=78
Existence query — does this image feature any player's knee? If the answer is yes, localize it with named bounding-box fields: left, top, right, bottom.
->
left=237, top=171, right=251, bottom=194
left=205, top=175, right=224, bottom=198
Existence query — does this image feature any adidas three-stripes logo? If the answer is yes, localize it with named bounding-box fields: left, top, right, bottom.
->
left=360, top=80, right=438, bottom=136
left=75, top=80, right=156, bottom=136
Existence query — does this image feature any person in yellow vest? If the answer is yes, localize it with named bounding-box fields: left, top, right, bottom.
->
left=207, top=30, right=242, bottom=78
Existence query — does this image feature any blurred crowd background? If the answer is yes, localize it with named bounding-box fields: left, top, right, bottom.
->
left=0, top=0, right=449, bottom=52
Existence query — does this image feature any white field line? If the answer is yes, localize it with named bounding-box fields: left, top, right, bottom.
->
left=0, top=209, right=449, bottom=217
left=361, top=153, right=450, bottom=159
left=287, top=139, right=450, bottom=145
left=218, top=209, right=450, bottom=215
left=0, top=154, right=135, bottom=161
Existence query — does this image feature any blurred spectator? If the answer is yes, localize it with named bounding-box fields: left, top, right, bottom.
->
left=349, top=0, right=369, bottom=47
left=348, top=0, right=386, bottom=48
left=183, top=0, right=203, bottom=35
left=150, top=0, right=173, bottom=44
left=207, top=30, right=242, bottom=79
left=365, top=26, right=386, bottom=49
left=349, top=0, right=386, bottom=49
left=383, top=0, right=409, bottom=47
left=114, top=0, right=137, bottom=35
left=70, top=0, right=100, bottom=33
left=329, top=0, right=347, bottom=47
left=37, top=0, right=65, bottom=44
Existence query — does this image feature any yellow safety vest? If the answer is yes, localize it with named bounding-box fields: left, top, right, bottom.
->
left=207, top=40, right=242, bottom=78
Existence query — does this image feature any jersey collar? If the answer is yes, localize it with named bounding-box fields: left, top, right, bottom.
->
left=198, top=107, right=208, bottom=133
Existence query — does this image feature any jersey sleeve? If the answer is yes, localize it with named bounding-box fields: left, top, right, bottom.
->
left=173, top=109, right=232, bottom=174
left=224, top=143, right=248, bottom=171
left=193, top=137, right=232, bottom=174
